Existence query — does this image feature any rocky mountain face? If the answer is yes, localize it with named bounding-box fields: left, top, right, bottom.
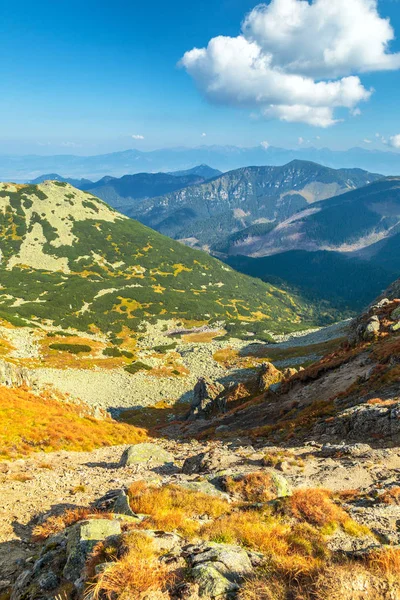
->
left=0, top=181, right=327, bottom=339
left=126, top=160, right=381, bottom=249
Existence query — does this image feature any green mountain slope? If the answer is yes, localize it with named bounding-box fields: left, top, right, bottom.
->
left=126, top=160, right=381, bottom=249
left=237, top=178, right=400, bottom=258
left=0, top=181, right=336, bottom=339
left=226, top=251, right=398, bottom=312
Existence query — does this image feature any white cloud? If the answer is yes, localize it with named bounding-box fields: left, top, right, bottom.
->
left=351, top=107, right=362, bottom=116
left=298, top=137, right=305, bottom=145
left=60, top=141, right=80, bottom=148
left=389, top=134, right=400, bottom=149
left=132, top=134, right=144, bottom=140
left=181, top=0, right=400, bottom=127
left=201, top=132, right=207, bottom=137
left=363, top=138, right=372, bottom=143
left=261, top=140, right=270, bottom=149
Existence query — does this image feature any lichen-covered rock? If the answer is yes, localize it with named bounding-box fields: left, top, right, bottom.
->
left=188, top=543, right=253, bottom=598
left=63, top=519, right=121, bottom=582
left=120, top=443, right=174, bottom=467
left=177, top=480, right=230, bottom=500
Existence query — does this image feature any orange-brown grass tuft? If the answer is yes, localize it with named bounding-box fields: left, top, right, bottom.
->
left=201, top=510, right=326, bottom=578
left=366, top=547, right=400, bottom=579
left=289, top=489, right=346, bottom=527
left=378, top=487, right=400, bottom=505
left=128, top=481, right=229, bottom=536
left=87, top=531, right=173, bottom=600
left=224, top=472, right=276, bottom=503
left=32, top=507, right=92, bottom=541
left=238, top=575, right=288, bottom=600
left=0, top=386, right=147, bottom=459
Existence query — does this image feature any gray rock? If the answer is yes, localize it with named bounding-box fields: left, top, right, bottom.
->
left=37, top=570, right=59, bottom=591
left=63, top=519, right=121, bottom=582
left=320, top=443, right=373, bottom=458
left=113, top=491, right=137, bottom=517
left=120, top=443, right=174, bottom=467
left=177, top=480, right=230, bottom=500
left=188, top=543, right=253, bottom=598
left=191, top=564, right=237, bottom=598
left=182, top=449, right=238, bottom=475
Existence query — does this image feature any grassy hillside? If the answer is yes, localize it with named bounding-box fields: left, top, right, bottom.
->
left=226, top=251, right=398, bottom=311
left=0, top=181, right=333, bottom=340
left=0, top=386, right=146, bottom=459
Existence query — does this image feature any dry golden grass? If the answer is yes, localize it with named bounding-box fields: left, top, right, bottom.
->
left=88, top=531, right=173, bottom=600
left=239, top=575, right=288, bottom=600
left=32, top=507, right=93, bottom=541
left=0, top=386, right=147, bottom=459
left=224, top=472, right=276, bottom=503
left=128, top=481, right=229, bottom=536
left=263, top=450, right=305, bottom=469
left=9, top=473, right=33, bottom=482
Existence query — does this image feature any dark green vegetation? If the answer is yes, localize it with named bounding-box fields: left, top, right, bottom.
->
left=125, top=160, right=381, bottom=249
left=49, top=343, right=92, bottom=354
left=226, top=251, right=398, bottom=312
left=0, top=182, right=340, bottom=338
left=124, top=361, right=153, bottom=374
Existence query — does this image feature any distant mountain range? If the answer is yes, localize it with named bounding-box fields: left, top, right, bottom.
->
left=3, top=144, right=400, bottom=181
left=125, top=161, right=381, bottom=249
left=28, top=165, right=222, bottom=209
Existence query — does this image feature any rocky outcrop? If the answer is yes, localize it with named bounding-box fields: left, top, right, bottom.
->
left=314, top=401, right=400, bottom=445
left=0, top=359, right=29, bottom=388
left=187, top=378, right=225, bottom=420
left=256, top=362, right=283, bottom=393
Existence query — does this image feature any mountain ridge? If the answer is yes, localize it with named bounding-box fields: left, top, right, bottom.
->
left=3, top=145, right=400, bottom=180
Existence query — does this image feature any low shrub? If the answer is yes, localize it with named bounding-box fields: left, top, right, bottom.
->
left=124, top=361, right=152, bottom=375
left=49, top=343, right=92, bottom=354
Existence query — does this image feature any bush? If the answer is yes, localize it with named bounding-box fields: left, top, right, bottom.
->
left=124, top=361, right=152, bottom=375
left=49, top=343, right=92, bottom=354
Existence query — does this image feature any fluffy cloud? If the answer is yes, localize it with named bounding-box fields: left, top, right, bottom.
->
left=181, top=0, right=400, bottom=127
left=132, top=134, right=144, bottom=140
left=261, top=140, right=270, bottom=149
left=389, top=134, right=400, bottom=149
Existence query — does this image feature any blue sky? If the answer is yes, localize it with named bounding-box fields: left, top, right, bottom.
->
left=1, top=0, right=400, bottom=154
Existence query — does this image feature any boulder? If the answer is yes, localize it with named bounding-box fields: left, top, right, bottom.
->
left=112, top=491, right=137, bottom=517
left=182, top=449, right=239, bottom=475
left=320, top=443, right=373, bottom=458
left=177, top=480, right=230, bottom=500
left=363, top=316, right=380, bottom=340
left=120, top=443, right=174, bottom=468
left=188, top=543, right=253, bottom=599
left=63, top=519, right=121, bottom=582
